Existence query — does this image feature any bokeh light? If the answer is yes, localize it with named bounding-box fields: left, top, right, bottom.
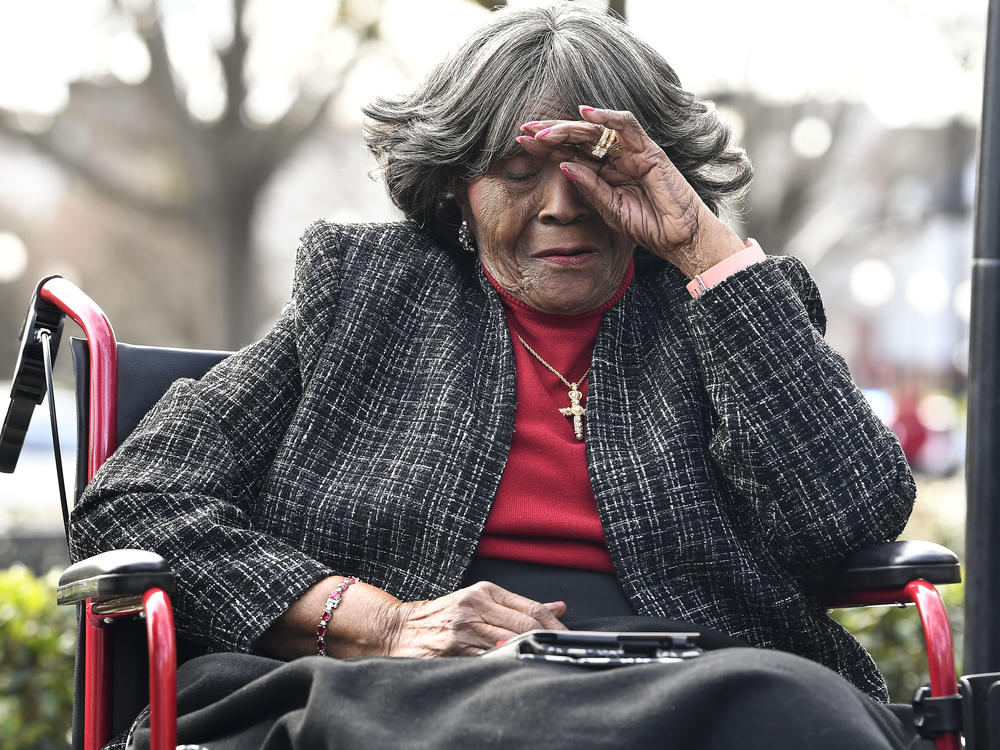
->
left=905, top=269, right=950, bottom=315
left=850, top=259, right=895, bottom=307
left=106, top=30, right=151, bottom=85
left=0, top=232, right=28, bottom=283
left=917, top=393, right=959, bottom=432
left=863, top=388, right=897, bottom=425
left=790, top=116, right=832, bottom=159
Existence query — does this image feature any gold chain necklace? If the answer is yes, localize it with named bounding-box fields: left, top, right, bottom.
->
left=516, top=333, right=590, bottom=441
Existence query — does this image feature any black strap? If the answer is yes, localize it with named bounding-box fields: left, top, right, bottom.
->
left=39, top=329, right=70, bottom=551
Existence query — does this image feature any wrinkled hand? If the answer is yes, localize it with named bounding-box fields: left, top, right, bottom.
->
left=382, top=581, right=567, bottom=657
left=518, top=106, right=745, bottom=277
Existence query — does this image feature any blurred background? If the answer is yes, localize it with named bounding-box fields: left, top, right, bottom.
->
left=0, top=0, right=985, bottom=738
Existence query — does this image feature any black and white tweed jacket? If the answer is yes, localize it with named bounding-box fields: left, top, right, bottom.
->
left=71, top=220, right=915, bottom=700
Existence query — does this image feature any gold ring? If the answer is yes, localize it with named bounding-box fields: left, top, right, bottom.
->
left=591, top=127, right=621, bottom=159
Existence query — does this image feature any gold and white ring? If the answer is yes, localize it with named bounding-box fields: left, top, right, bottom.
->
left=591, top=127, right=621, bottom=159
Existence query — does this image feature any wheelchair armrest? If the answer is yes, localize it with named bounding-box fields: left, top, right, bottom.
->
left=814, top=540, right=961, bottom=596
left=57, top=549, right=176, bottom=606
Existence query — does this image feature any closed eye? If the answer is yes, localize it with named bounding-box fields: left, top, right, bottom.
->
left=506, top=172, right=538, bottom=182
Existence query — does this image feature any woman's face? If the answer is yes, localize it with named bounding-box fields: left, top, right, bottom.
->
left=462, top=152, right=635, bottom=315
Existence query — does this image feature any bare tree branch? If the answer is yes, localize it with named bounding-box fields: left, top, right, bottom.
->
left=219, top=0, right=249, bottom=126
left=131, top=3, right=217, bottom=203
left=1, top=1, right=393, bottom=345
left=261, top=49, right=365, bottom=173
left=0, top=118, right=190, bottom=220
left=136, top=7, right=197, bottom=137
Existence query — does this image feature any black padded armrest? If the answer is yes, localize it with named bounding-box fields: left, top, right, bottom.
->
left=57, top=549, right=176, bottom=605
left=814, top=540, right=961, bottom=593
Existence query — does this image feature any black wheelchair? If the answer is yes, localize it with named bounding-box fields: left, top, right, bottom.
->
left=4, top=275, right=995, bottom=750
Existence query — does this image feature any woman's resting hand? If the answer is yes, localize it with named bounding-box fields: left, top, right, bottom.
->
left=384, top=581, right=568, bottom=657
left=258, top=577, right=567, bottom=660
left=519, top=107, right=746, bottom=277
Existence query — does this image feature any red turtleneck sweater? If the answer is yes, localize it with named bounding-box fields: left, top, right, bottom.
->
left=475, top=262, right=634, bottom=573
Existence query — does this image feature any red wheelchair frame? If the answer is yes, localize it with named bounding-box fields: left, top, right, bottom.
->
left=41, top=276, right=178, bottom=750
left=3, top=276, right=967, bottom=750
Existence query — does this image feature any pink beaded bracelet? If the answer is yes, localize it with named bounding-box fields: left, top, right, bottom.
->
left=316, top=576, right=359, bottom=656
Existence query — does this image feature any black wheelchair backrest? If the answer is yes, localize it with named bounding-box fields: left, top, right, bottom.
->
left=70, top=339, right=231, bottom=502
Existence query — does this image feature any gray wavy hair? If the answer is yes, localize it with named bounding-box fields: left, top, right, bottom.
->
left=363, top=2, right=752, bottom=251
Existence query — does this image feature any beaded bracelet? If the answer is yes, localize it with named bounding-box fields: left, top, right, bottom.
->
left=316, top=576, right=359, bottom=656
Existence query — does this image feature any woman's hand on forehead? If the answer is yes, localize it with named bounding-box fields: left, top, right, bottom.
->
left=514, top=106, right=745, bottom=278
left=516, top=119, right=617, bottom=175
left=518, top=110, right=660, bottom=186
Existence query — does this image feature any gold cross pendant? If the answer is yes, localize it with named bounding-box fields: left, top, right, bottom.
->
left=558, top=388, right=586, bottom=441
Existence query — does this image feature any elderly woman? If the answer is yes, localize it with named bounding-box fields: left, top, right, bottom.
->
left=71, top=4, right=920, bottom=749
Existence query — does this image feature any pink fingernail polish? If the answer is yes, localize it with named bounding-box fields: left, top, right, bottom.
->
left=579, top=105, right=596, bottom=112
left=535, top=127, right=553, bottom=138
left=560, top=165, right=576, bottom=182
left=515, top=135, right=530, bottom=144
left=520, top=121, right=541, bottom=130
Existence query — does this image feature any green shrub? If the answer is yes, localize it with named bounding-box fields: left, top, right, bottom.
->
left=832, top=577, right=964, bottom=703
left=0, top=565, right=76, bottom=750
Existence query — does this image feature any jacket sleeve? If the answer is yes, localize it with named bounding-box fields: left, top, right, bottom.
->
left=69, top=224, right=343, bottom=654
left=680, top=255, right=916, bottom=579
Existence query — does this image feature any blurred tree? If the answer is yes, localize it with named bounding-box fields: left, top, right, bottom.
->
left=0, top=0, right=380, bottom=347
left=0, top=0, right=633, bottom=350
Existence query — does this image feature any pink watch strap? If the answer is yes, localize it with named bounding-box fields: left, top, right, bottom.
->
left=686, top=239, right=766, bottom=299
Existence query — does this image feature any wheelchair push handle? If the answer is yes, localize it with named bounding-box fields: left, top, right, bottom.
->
left=1, top=275, right=119, bottom=480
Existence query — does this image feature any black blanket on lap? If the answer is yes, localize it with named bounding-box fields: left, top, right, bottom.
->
left=126, top=618, right=929, bottom=750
